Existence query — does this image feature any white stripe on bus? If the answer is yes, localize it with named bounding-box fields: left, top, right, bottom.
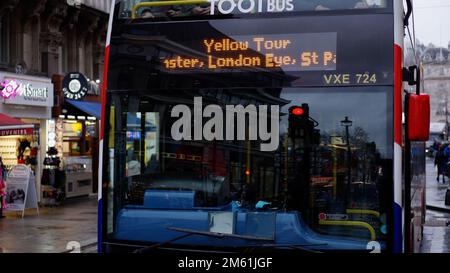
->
left=106, top=0, right=116, bottom=47
left=394, top=143, right=402, bottom=205
left=393, top=0, right=404, bottom=48
left=98, top=139, right=103, bottom=201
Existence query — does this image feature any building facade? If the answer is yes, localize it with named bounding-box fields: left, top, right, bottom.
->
left=419, top=43, right=450, bottom=140
left=0, top=0, right=110, bottom=203
left=421, top=45, right=450, bottom=123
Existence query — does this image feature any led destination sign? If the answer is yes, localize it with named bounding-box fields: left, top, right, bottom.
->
left=162, top=32, right=337, bottom=72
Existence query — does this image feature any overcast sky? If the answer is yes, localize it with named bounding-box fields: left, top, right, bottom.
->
left=413, top=0, right=450, bottom=47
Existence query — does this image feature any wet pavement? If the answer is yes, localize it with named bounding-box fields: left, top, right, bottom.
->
left=420, top=159, right=450, bottom=253
left=0, top=196, right=97, bottom=253
left=420, top=210, right=450, bottom=253
left=425, top=158, right=450, bottom=211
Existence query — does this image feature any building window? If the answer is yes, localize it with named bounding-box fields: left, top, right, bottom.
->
left=0, top=15, right=8, bottom=63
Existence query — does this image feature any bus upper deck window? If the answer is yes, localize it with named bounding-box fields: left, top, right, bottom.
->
left=301, top=0, right=386, bottom=11
left=120, top=0, right=388, bottom=19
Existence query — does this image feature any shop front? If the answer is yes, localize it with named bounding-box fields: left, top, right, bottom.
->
left=0, top=72, right=54, bottom=204
left=51, top=73, right=101, bottom=201
left=0, top=114, right=36, bottom=169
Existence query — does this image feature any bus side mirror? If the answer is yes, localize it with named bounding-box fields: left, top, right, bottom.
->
left=408, top=94, right=430, bottom=141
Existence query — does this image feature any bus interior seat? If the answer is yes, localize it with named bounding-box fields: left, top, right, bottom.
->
left=143, top=190, right=195, bottom=209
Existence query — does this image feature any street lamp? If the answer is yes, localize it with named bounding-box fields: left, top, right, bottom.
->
left=341, top=116, right=352, bottom=207
left=341, top=116, right=353, bottom=128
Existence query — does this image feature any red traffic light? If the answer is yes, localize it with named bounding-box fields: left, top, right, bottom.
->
left=290, top=106, right=304, bottom=116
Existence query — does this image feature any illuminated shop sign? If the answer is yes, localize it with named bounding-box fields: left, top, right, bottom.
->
left=1, top=80, right=49, bottom=101
left=1, top=76, right=53, bottom=107
left=171, top=97, right=280, bottom=152
left=0, top=128, right=34, bottom=137
left=127, top=131, right=142, bottom=140
left=19, top=83, right=49, bottom=101
left=1, top=79, right=20, bottom=99
left=62, top=72, right=88, bottom=100
left=162, top=33, right=337, bottom=72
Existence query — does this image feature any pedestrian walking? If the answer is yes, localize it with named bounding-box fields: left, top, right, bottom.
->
left=434, top=145, right=448, bottom=183
left=432, top=140, right=441, bottom=157
left=433, top=140, right=440, bottom=151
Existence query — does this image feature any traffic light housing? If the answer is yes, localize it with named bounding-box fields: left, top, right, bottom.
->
left=288, top=104, right=320, bottom=144
left=289, top=104, right=309, bottom=118
left=288, top=104, right=309, bottom=138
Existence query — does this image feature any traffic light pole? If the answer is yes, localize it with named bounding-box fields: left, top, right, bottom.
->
left=345, top=124, right=351, bottom=209
left=341, top=116, right=353, bottom=209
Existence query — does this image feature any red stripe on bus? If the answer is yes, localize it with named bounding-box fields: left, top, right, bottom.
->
left=100, top=45, right=110, bottom=141
left=394, top=44, right=403, bottom=147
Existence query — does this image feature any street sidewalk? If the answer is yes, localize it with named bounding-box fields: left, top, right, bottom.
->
left=0, top=196, right=97, bottom=253
left=426, top=158, right=450, bottom=212
left=420, top=159, right=450, bottom=253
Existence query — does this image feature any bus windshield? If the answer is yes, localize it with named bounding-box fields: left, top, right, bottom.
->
left=106, top=86, right=391, bottom=249
left=118, top=0, right=388, bottom=19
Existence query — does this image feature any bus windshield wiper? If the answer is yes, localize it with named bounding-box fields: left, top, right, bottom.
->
left=165, top=228, right=327, bottom=253
left=134, top=226, right=274, bottom=253
left=167, top=227, right=275, bottom=241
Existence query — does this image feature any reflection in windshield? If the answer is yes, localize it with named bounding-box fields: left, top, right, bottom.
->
left=295, top=0, right=387, bottom=11
left=109, top=87, right=391, bottom=243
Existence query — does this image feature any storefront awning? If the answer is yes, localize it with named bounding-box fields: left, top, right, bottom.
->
left=65, top=99, right=101, bottom=119
left=0, top=113, right=34, bottom=136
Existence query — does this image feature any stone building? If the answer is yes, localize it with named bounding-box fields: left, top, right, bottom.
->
left=413, top=42, right=450, bottom=141
left=0, top=0, right=111, bottom=203
left=421, top=44, right=450, bottom=125
left=0, top=0, right=110, bottom=81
